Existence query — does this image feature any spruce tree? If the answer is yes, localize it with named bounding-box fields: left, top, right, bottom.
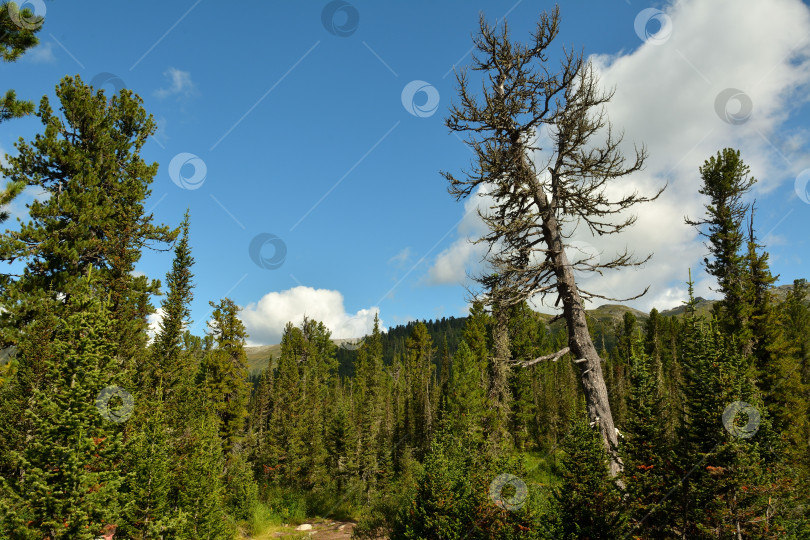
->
left=326, top=380, right=356, bottom=494
left=674, top=279, right=784, bottom=537
left=404, top=322, right=435, bottom=460
left=781, top=279, right=810, bottom=527
left=436, top=336, right=451, bottom=425
left=202, top=298, right=250, bottom=454
left=118, top=396, right=177, bottom=538
left=643, top=308, right=666, bottom=394
left=442, top=340, right=487, bottom=446
left=464, top=301, right=491, bottom=363
left=297, top=317, right=337, bottom=490
left=262, top=318, right=337, bottom=490
left=620, top=342, right=675, bottom=538
left=552, top=413, right=625, bottom=539
left=174, top=408, right=233, bottom=539
left=744, top=209, right=805, bottom=448
left=685, top=148, right=756, bottom=351
left=248, top=365, right=274, bottom=468
left=150, top=209, right=196, bottom=400
left=507, top=301, right=544, bottom=451
left=265, top=322, right=305, bottom=485
left=354, top=314, right=386, bottom=499
left=0, top=277, right=129, bottom=539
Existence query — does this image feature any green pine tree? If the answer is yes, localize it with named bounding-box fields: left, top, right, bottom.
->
left=0, top=277, right=129, bottom=539
left=685, top=148, right=756, bottom=352
left=202, top=298, right=250, bottom=454
left=620, top=342, right=675, bottom=538
left=354, top=314, right=386, bottom=500
left=174, top=406, right=233, bottom=539
left=118, top=396, right=177, bottom=538
left=0, top=1, right=43, bottom=126
left=443, top=340, right=487, bottom=447
left=149, top=210, right=196, bottom=401
left=0, top=75, right=175, bottom=371
left=674, top=279, right=786, bottom=537
left=404, top=322, right=435, bottom=461
left=507, top=301, right=545, bottom=451
left=326, top=379, right=356, bottom=494
left=297, top=317, right=337, bottom=490
left=552, top=413, right=625, bottom=539
left=265, top=322, right=305, bottom=485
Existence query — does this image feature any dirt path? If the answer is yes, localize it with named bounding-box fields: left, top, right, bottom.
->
left=270, top=520, right=355, bottom=539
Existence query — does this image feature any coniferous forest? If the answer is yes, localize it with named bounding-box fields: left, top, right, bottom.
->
left=1, top=3, right=810, bottom=539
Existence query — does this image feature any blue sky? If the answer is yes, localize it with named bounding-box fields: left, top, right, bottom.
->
left=2, top=0, right=810, bottom=345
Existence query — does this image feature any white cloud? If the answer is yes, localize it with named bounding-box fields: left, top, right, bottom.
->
left=239, top=286, right=382, bottom=346
left=28, top=42, right=55, bottom=64
left=154, top=68, right=196, bottom=99
left=388, top=247, right=412, bottom=266
left=428, top=0, right=810, bottom=314
left=425, top=185, right=492, bottom=285
left=146, top=307, right=164, bottom=343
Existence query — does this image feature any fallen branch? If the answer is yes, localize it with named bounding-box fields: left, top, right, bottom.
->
left=517, top=346, right=570, bottom=367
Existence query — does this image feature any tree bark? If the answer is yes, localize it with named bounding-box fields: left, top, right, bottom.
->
left=488, top=303, right=512, bottom=453
left=531, top=177, right=622, bottom=476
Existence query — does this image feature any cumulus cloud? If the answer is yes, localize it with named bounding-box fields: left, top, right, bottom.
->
left=428, top=0, right=810, bottom=313
left=146, top=307, right=164, bottom=343
left=154, top=68, right=196, bottom=99
left=240, top=286, right=382, bottom=345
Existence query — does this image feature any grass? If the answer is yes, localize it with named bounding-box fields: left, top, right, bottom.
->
left=236, top=485, right=360, bottom=539
left=238, top=524, right=310, bottom=540
left=235, top=500, right=312, bottom=539
left=521, top=450, right=563, bottom=509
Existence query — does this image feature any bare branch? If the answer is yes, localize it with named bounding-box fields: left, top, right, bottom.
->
left=517, top=346, right=570, bottom=367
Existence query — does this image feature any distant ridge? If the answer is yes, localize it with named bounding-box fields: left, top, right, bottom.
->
left=243, top=280, right=807, bottom=374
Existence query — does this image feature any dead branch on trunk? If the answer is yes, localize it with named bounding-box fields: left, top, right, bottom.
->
left=517, top=346, right=570, bottom=367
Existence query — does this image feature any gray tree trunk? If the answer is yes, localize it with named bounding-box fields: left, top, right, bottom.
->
left=532, top=179, right=622, bottom=476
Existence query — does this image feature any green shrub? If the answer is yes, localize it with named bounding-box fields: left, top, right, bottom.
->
left=390, top=431, right=549, bottom=539
left=224, top=452, right=260, bottom=521
left=247, top=500, right=276, bottom=536
left=353, top=477, right=416, bottom=539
